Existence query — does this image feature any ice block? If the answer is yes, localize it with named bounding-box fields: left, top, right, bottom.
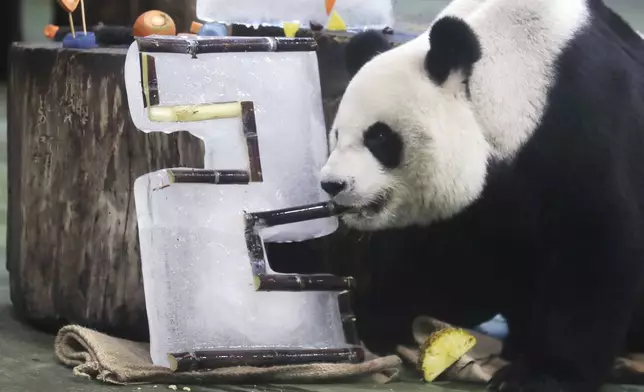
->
left=134, top=171, right=347, bottom=367
left=124, top=36, right=353, bottom=368
left=196, top=0, right=394, bottom=30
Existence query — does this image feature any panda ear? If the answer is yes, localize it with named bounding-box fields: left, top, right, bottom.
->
left=345, top=30, right=391, bottom=77
left=425, top=16, right=482, bottom=85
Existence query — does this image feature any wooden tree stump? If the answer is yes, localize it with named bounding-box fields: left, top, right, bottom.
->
left=7, top=43, right=205, bottom=341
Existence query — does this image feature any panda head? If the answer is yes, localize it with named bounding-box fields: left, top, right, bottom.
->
left=320, top=17, right=492, bottom=231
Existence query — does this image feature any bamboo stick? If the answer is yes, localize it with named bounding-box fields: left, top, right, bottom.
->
left=167, top=169, right=250, bottom=185
left=248, top=201, right=350, bottom=228
left=167, top=347, right=365, bottom=372
left=137, top=36, right=318, bottom=55
left=147, top=102, right=242, bottom=123
left=240, top=101, right=263, bottom=182
left=253, top=273, right=355, bottom=292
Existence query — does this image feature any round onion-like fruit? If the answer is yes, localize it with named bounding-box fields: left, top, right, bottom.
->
left=133, top=10, right=176, bottom=37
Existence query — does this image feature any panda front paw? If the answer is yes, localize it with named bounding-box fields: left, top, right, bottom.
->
left=487, top=362, right=567, bottom=392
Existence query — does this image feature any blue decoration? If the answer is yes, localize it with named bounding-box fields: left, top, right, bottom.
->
left=62, top=31, right=98, bottom=49
left=197, top=22, right=228, bottom=37
left=474, top=314, right=509, bottom=340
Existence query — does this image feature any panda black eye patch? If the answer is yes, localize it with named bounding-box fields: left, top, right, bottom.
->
left=363, top=122, right=403, bottom=169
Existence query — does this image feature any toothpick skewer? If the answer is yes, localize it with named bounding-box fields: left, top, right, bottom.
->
left=68, top=12, right=76, bottom=38
left=80, top=0, right=87, bottom=34
left=57, top=0, right=80, bottom=38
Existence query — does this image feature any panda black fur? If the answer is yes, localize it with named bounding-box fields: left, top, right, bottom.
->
left=320, top=0, right=644, bottom=391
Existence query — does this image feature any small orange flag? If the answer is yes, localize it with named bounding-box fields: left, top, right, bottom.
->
left=325, top=0, right=336, bottom=15
left=57, top=0, right=79, bottom=12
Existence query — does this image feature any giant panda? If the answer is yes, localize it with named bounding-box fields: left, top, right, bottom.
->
left=320, top=0, right=644, bottom=391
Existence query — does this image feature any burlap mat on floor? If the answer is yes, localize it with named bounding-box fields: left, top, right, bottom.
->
left=54, top=325, right=402, bottom=386
left=54, top=318, right=644, bottom=386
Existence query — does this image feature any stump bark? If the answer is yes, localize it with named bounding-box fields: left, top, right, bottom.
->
left=7, top=43, right=205, bottom=341
left=2, top=0, right=20, bottom=81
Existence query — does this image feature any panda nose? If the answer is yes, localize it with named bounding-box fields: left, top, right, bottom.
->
left=320, top=180, right=347, bottom=197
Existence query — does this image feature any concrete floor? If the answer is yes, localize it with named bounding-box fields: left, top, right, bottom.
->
left=6, top=0, right=644, bottom=391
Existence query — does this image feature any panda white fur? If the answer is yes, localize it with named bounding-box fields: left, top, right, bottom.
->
left=320, top=0, right=644, bottom=391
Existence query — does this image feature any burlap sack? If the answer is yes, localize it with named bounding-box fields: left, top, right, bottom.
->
left=54, top=325, right=402, bottom=386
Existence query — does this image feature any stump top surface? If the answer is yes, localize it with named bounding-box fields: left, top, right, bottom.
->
left=11, top=29, right=415, bottom=56
left=11, top=41, right=129, bottom=56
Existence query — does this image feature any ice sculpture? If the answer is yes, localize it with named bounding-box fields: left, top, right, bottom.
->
left=196, top=0, right=394, bottom=31
left=124, top=35, right=363, bottom=370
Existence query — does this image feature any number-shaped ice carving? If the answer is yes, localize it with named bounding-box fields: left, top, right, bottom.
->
left=124, top=35, right=363, bottom=369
